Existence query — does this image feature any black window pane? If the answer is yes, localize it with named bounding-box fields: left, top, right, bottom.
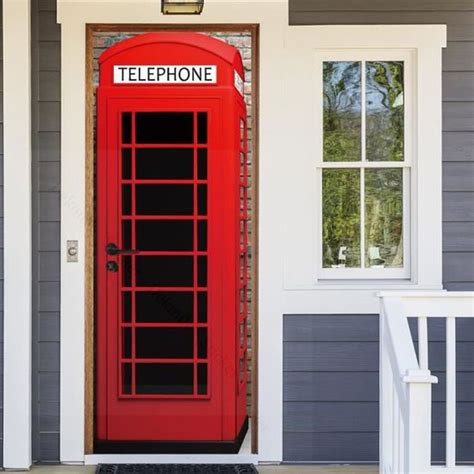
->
left=122, top=256, right=132, bottom=287
left=122, top=148, right=132, bottom=179
left=136, top=148, right=194, bottom=180
left=197, top=112, right=208, bottom=144
left=136, top=220, right=193, bottom=251
left=122, top=112, right=132, bottom=144
left=136, top=328, right=193, bottom=359
left=198, top=149, right=207, bottom=180
left=136, top=363, right=193, bottom=395
left=122, top=327, right=131, bottom=359
left=136, top=291, right=193, bottom=323
left=122, top=292, right=132, bottom=323
left=198, top=292, right=207, bottom=323
left=122, top=363, right=132, bottom=394
left=136, top=112, right=193, bottom=144
left=198, top=328, right=207, bottom=359
left=136, top=184, right=193, bottom=216
left=122, top=220, right=131, bottom=250
left=136, top=256, right=193, bottom=287
left=198, top=185, right=207, bottom=215
left=198, top=363, right=207, bottom=395
left=122, top=185, right=131, bottom=215
left=198, top=220, right=207, bottom=251
left=198, top=256, right=207, bottom=287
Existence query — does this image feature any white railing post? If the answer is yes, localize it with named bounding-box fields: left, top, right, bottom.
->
left=380, top=309, right=393, bottom=474
left=404, top=370, right=436, bottom=474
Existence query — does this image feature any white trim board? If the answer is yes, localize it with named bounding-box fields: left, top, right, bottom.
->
left=2, top=0, right=33, bottom=469
left=56, top=0, right=446, bottom=464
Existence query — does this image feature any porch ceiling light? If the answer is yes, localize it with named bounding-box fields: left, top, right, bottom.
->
left=161, top=0, right=204, bottom=14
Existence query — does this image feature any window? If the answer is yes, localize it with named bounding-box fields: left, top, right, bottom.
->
left=318, top=52, right=412, bottom=279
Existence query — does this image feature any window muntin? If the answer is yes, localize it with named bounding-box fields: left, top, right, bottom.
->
left=319, top=55, right=411, bottom=279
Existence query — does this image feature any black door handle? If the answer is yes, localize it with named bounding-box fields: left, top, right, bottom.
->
left=106, top=243, right=140, bottom=256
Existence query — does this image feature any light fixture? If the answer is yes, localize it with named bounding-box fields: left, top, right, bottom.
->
left=161, top=0, right=204, bottom=14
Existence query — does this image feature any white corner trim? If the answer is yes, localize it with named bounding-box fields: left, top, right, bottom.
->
left=2, top=0, right=32, bottom=469
left=282, top=25, right=447, bottom=306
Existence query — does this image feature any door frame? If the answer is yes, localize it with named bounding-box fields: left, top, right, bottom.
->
left=84, top=23, right=260, bottom=455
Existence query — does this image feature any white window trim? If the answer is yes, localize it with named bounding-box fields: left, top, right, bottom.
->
left=316, top=50, right=413, bottom=281
left=282, top=26, right=446, bottom=297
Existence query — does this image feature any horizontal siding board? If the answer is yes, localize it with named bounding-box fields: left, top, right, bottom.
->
left=38, top=251, right=60, bottom=282
left=284, top=401, right=379, bottom=432
left=38, top=313, right=60, bottom=342
left=38, top=72, right=60, bottom=102
left=38, top=102, right=61, bottom=133
left=291, top=0, right=474, bottom=12
left=283, top=432, right=379, bottom=462
left=444, top=42, right=474, bottom=72
left=443, top=162, right=474, bottom=191
left=443, top=72, right=474, bottom=101
left=445, top=282, right=474, bottom=290
left=443, top=252, right=474, bottom=282
left=39, top=222, right=60, bottom=251
left=38, top=132, right=60, bottom=162
left=38, top=161, right=60, bottom=192
left=443, top=222, right=474, bottom=251
left=38, top=0, right=57, bottom=11
left=38, top=433, right=59, bottom=462
left=38, top=192, right=60, bottom=221
left=38, top=372, right=59, bottom=402
left=443, top=192, right=474, bottom=221
left=38, top=11, right=60, bottom=41
left=38, top=42, right=60, bottom=72
left=443, top=102, right=474, bottom=132
left=284, top=314, right=378, bottom=341
left=38, top=282, right=60, bottom=312
left=38, top=401, right=60, bottom=432
left=284, top=372, right=378, bottom=402
left=443, top=132, right=474, bottom=161
left=39, top=342, right=60, bottom=372
left=284, top=341, right=379, bottom=371
left=432, top=432, right=474, bottom=462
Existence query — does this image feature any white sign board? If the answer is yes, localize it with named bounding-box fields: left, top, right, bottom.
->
left=114, top=65, right=217, bottom=84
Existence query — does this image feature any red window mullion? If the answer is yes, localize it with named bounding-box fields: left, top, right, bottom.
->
left=131, top=111, right=137, bottom=396
left=192, top=111, right=198, bottom=396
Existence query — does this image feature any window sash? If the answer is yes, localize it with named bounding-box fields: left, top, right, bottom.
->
left=316, top=51, right=413, bottom=280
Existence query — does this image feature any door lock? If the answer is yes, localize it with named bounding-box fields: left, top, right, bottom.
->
left=106, top=261, right=119, bottom=272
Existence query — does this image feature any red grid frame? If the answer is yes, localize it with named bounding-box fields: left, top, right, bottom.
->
left=117, top=109, right=211, bottom=400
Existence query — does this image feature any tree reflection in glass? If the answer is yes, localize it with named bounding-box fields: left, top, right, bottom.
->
left=365, top=168, right=403, bottom=268
left=366, top=62, right=404, bottom=161
left=323, top=169, right=361, bottom=268
left=323, top=62, right=361, bottom=162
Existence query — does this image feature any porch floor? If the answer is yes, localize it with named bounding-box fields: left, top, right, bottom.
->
left=29, top=465, right=378, bottom=473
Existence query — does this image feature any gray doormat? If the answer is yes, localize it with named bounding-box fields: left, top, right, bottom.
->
left=96, top=464, right=258, bottom=474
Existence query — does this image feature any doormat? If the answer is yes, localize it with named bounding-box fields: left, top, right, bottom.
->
left=96, top=465, right=258, bottom=474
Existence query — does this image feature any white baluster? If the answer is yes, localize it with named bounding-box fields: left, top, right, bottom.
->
left=418, top=317, right=429, bottom=370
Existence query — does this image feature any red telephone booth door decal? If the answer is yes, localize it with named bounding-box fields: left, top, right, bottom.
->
left=95, top=33, right=248, bottom=451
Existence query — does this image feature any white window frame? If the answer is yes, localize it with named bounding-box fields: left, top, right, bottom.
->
left=316, top=50, right=414, bottom=280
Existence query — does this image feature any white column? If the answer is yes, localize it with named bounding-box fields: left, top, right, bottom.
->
left=2, top=0, right=33, bottom=469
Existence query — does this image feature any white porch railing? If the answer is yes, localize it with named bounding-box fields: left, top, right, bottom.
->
left=380, top=291, right=474, bottom=474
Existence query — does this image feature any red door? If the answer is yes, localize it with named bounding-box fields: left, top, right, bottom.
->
left=95, top=32, right=248, bottom=452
